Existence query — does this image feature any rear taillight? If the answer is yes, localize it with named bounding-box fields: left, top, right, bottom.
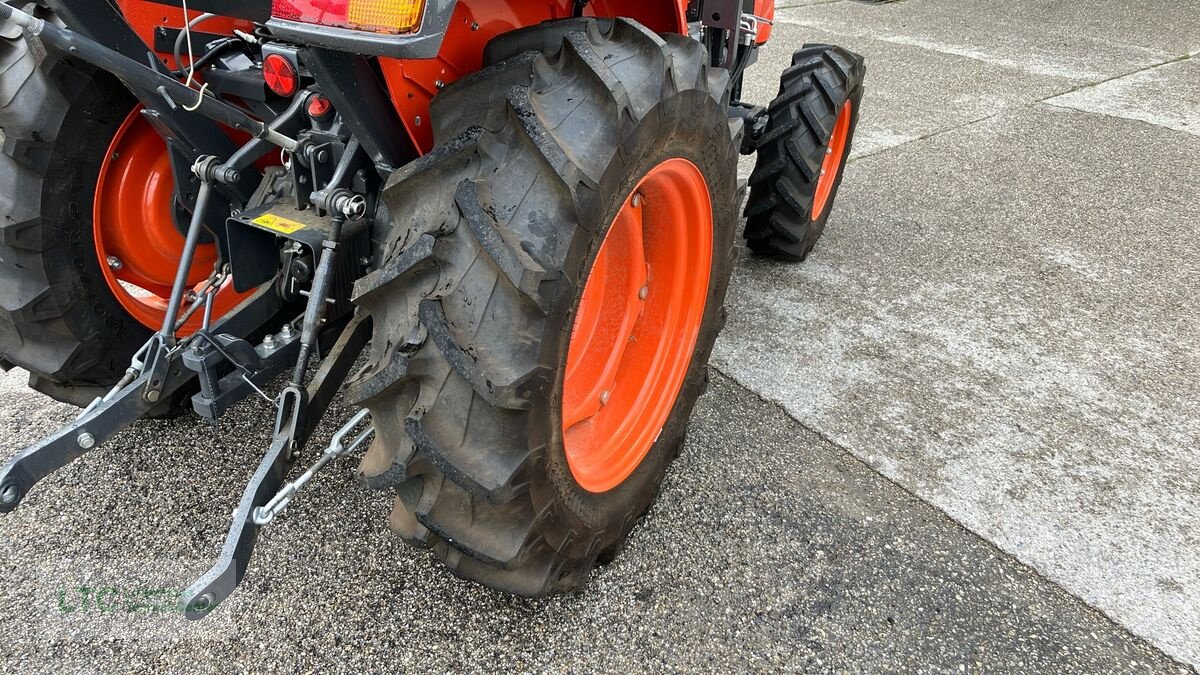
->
left=271, top=0, right=425, bottom=35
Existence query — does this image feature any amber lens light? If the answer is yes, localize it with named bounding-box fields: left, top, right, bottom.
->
left=348, top=0, right=424, bottom=33
left=272, top=0, right=425, bottom=34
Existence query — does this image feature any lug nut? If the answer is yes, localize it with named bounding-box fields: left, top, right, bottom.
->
left=77, top=432, right=96, bottom=450
left=280, top=324, right=294, bottom=339
left=263, top=334, right=278, bottom=350
left=107, top=256, right=123, bottom=271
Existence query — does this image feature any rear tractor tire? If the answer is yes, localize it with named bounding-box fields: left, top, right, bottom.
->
left=0, top=3, right=251, bottom=407
left=743, top=44, right=865, bottom=261
left=350, top=19, right=742, bottom=594
left=0, top=9, right=151, bottom=405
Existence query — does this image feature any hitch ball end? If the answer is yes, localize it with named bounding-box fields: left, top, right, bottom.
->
left=0, top=481, right=21, bottom=511
left=182, top=591, right=217, bottom=620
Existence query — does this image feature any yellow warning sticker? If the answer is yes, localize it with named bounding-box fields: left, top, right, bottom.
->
left=252, top=213, right=306, bottom=235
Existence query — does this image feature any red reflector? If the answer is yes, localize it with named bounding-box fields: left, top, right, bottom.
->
left=308, top=95, right=333, bottom=120
left=263, top=53, right=299, bottom=97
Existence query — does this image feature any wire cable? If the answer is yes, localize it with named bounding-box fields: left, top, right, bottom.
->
left=176, top=2, right=213, bottom=111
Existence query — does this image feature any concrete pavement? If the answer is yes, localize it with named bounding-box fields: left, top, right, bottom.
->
left=722, top=0, right=1200, bottom=666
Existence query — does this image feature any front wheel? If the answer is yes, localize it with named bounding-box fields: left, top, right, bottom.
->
left=743, top=44, right=866, bottom=261
left=350, top=19, right=741, bottom=594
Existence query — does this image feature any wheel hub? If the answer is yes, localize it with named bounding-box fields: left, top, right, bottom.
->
left=562, top=158, right=713, bottom=493
left=93, top=106, right=247, bottom=332
left=812, top=101, right=853, bottom=220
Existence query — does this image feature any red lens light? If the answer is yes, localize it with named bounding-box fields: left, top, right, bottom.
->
left=263, top=53, right=299, bottom=97
left=272, top=0, right=346, bottom=24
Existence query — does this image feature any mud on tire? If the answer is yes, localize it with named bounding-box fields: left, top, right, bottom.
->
left=350, top=19, right=741, bottom=594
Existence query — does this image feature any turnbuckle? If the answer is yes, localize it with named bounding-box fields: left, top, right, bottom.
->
left=252, top=408, right=373, bottom=525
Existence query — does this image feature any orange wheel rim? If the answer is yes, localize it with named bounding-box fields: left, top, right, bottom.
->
left=812, top=101, right=853, bottom=220
left=562, top=158, right=713, bottom=493
left=93, top=106, right=248, bottom=333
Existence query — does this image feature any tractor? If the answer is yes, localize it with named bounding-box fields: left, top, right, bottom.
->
left=0, top=0, right=864, bottom=615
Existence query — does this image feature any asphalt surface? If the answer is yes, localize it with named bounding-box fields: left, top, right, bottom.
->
left=1, top=0, right=1197, bottom=672
left=0, top=369, right=1184, bottom=672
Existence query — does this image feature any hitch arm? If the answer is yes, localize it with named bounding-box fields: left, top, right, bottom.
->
left=0, top=284, right=283, bottom=512
left=0, top=364, right=188, bottom=512
left=179, top=313, right=371, bottom=619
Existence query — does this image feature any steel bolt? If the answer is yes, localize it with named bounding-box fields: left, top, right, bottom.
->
left=632, top=193, right=643, bottom=207
left=600, top=390, right=611, bottom=405
left=471, top=22, right=479, bottom=30
left=414, top=115, right=422, bottom=127
left=435, top=80, right=445, bottom=89
left=827, top=147, right=833, bottom=155
left=280, top=324, right=294, bottom=339
left=185, top=290, right=199, bottom=303
left=638, top=286, right=649, bottom=300
left=263, top=334, right=277, bottom=350
left=107, top=256, right=123, bottom=271
left=820, top=169, right=826, bottom=177
left=145, top=390, right=161, bottom=403
left=77, top=432, right=96, bottom=450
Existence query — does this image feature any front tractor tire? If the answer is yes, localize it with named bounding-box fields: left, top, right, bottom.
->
left=743, top=44, right=865, bottom=261
left=351, top=19, right=741, bottom=594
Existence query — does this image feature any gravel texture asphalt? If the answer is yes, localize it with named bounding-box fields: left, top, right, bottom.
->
left=0, top=369, right=1187, bottom=672
left=2, top=0, right=1197, bottom=672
